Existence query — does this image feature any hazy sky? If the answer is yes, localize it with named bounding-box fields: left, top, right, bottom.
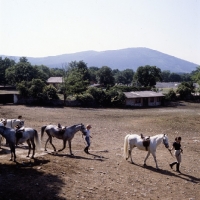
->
left=0, top=0, right=200, bottom=64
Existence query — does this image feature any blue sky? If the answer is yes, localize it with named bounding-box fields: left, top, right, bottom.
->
left=0, top=0, right=200, bottom=64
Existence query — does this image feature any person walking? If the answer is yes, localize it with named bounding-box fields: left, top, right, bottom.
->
left=169, top=137, right=183, bottom=173
left=84, top=124, right=92, bottom=154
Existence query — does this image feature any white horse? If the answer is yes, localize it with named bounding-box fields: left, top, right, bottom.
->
left=0, top=118, right=24, bottom=129
left=41, top=123, right=87, bottom=155
left=0, top=118, right=24, bottom=145
left=124, top=134, right=169, bottom=169
left=16, top=127, right=41, bottom=158
left=0, top=122, right=4, bottom=148
left=0, top=126, right=17, bottom=161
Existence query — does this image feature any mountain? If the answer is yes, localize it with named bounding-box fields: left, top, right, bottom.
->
left=1, top=47, right=199, bottom=73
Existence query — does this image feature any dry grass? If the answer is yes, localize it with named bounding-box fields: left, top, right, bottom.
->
left=0, top=103, right=200, bottom=200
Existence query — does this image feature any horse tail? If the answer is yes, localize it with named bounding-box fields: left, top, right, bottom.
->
left=124, top=134, right=130, bottom=160
left=41, top=125, right=47, bottom=141
left=34, top=129, right=41, bottom=150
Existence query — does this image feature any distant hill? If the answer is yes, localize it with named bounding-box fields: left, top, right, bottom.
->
left=1, top=47, right=199, bottom=73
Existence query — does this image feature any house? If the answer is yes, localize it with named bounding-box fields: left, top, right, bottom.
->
left=88, top=83, right=101, bottom=88
left=47, top=77, right=63, bottom=88
left=155, top=82, right=180, bottom=89
left=123, top=91, right=165, bottom=107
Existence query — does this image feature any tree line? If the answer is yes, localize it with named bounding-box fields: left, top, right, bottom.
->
left=0, top=56, right=200, bottom=106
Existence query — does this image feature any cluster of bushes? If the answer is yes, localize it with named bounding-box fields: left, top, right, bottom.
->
left=17, top=79, right=59, bottom=103
left=164, top=81, right=200, bottom=102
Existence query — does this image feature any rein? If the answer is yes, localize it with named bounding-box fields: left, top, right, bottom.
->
left=161, top=128, right=174, bottom=158
left=168, top=149, right=174, bottom=158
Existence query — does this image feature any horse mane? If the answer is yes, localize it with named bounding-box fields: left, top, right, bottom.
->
left=67, top=124, right=82, bottom=129
left=150, top=134, right=166, bottom=138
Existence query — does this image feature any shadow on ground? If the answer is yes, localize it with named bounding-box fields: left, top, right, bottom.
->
left=0, top=158, right=65, bottom=200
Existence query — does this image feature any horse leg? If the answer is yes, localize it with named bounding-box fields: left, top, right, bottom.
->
left=58, top=139, right=67, bottom=152
left=10, top=143, right=16, bottom=162
left=152, top=151, right=159, bottom=169
left=26, top=139, right=31, bottom=157
left=9, top=143, right=13, bottom=161
left=129, top=146, right=134, bottom=164
left=68, top=140, right=74, bottom=156
left=44, top=137, right=50, bottom=151
left=49, top=136, right=56, bottom=152
left=30, top=139, right=35, bottom=158
left=144, top=151, right=150, bottom=166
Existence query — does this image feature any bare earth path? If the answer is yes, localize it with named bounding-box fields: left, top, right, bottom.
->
left=0, top=103, right=200, bottom=200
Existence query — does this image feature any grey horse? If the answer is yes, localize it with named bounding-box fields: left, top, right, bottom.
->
left=0, top=126, right=16, bottom=161
left=41, top=123, right=87, bottom=155
left=15, top=127, right=40, bottom=158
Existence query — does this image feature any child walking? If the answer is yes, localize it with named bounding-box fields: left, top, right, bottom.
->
left=84, top=124, right=92, bottom=154
left=169, top=137, right=183, bottom=173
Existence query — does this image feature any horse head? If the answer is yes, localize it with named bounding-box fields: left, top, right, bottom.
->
left=0, top=118, right=7, bottom=126
left=80, top=123, right=87, bottom=135
left=163, top=134, right=169, bottom=148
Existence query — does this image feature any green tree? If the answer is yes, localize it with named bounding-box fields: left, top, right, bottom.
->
left=121, top=69, right=134, bottom=84
left=87, top=87, right=106, bottom=106
left=114, top=69, right=134, bottom=85
left=43, top=85, right=59, bottom=100
left=76, top=93, right=94, bottom=106
left=88, top=66, right=99, bottom=83
left=32, top=65, right=49, bottom=82
left=169, top=73, right=181, bottom=82
left=0, top=57, right=15, bottom=86
left=29, top=79, right=46, bottom=98
left=165, top=89, right=176, bottom=101
left=17, top=81, right=30, bottom=97
left=191, top=66, right=200, bottom=85
left=50, top=68, right=66, bottom=77
left=97, top=66, right=115, bottom=86
left=161, top=70, right=171, bottom=82
left=180, top=73, right=192, bottom=82
left=176, top=81, right=194, bottom=100
left=65, top=70, right=89, bottom=95
left=133, top=65, right=162, bottom=87
left=19, top=57, right=29, bottom=63
left=64, top=61, right=90, bottom=95
left=5, top=58, right=37, bottom=85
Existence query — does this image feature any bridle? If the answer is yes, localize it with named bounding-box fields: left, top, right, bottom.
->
left=80, top=124, right=87, bottom=134
left=163, top=134, right=169, bottom=148
left=163, top=134, right=174, bottom=157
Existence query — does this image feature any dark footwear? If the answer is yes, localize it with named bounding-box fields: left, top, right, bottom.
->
left=84, top=147, right=89, bottom=154
left=176, top=163, right=181, bottom=173
left=169, top=162, right=177, bottom=169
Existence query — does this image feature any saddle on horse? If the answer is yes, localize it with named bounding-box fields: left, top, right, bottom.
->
left=141, top=134, right=150, bottom=151
left=58, top=123, right=66, bottom=134
left=15, top=126, right=25, bottom=145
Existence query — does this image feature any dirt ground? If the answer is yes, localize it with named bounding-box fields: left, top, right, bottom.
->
left=0, top=103, right=200, bottom=200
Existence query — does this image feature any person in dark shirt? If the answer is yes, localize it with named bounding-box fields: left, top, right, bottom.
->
left=169, top=137, right=183, bottom=173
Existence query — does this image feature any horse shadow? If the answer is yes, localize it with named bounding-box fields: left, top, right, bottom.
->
left=0, top=162, right=66, bottom=200
left=0, top=147, right=10, bottom=155
left=47, top=151, right=108, bottom=162
left=130, top=162, right=200, bottom=184
left=14, top=157, right=51, bottom=167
